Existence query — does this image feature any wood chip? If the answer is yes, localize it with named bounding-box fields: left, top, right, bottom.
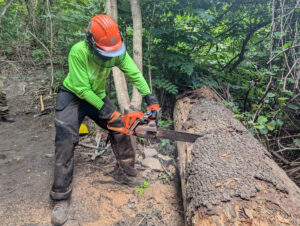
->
left=215, top=182, right=222, bottom=187
left=277, top=215, right=290, bottom=224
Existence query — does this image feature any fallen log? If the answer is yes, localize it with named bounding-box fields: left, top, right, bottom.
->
left=174, top=86, right=300, bottom=226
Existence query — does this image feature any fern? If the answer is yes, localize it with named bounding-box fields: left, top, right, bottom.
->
left=153, top=78, right=178, bottom=94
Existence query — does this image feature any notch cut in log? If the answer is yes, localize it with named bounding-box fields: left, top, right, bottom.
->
left=174, top=86, right=300, bottom=226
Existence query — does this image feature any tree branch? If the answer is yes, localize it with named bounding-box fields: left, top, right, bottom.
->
left=0, top=0, right=15, bottom=25
left=228, top=21, right=270, bottom=72
left=267, top=44, right=300, bottom=64
left=252, top=76, right=273, bottom=122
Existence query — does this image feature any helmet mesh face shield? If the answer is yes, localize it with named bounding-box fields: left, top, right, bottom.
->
left=86, top=15, right=126, bottom=59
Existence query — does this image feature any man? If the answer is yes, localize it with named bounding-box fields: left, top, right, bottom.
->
left=50, top=14, right=159, bottom=225
left=0, top=79, right=15, bottom=123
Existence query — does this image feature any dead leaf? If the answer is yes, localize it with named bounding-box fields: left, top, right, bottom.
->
left=224, top=178, right=236, bottom=186
left=14, top=156, right=22, bottom=162
left=215, top=182, right=222, bottom=187
left=221, top=153, right=229, bottom=157
left=168, top=165, right=176, bottom=175
left=227, top=127, right=234, bottom=132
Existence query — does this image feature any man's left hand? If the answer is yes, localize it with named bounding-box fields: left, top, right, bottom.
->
left=145, top=94, right=160, bottom=120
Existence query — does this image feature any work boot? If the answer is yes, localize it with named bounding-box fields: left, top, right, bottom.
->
left=113, top=167, right=145, bottom=187
left=119, top=159, right=138, bottom=177
left=118, top=174, right=145, bottom=187
left=1, top=115, right=15, bottom=123
left=51, top=200, right=69, bottom=226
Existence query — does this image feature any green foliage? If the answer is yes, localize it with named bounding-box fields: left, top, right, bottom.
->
left=158, top=119, right=173, bottom=129
left=294, top=139, right=300, bottom=147
left=157, top=172, right=173, bottom=183
left=152, top=78, right=178, bottom=94
left=136, top=137, right=151, bottom=146
left=159, top=138, right=176, bottom=155
left=31, top=49, right=47, bottom=63
left=156, top=119, right=176, bottom=154
left=136, top=181, right=149, bottom=196
left=52, top=70, right=67, bottom=92
left=224, top=98, right=289, bottom=137
left=287, top=104, right=300, bottom=110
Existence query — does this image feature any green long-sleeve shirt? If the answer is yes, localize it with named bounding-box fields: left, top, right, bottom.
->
left=63, top=41, right=151, bottom=110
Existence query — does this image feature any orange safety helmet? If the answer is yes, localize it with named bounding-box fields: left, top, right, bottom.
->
left=86, top=14, right=126, bottom=58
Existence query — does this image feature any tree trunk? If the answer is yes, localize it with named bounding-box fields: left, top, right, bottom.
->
left=105, top=0, right=118, bottom=23
left=24, top=0, right=37, bottom=34
left=129, top=0, right=143, bottom=111
left=106, top=0, right=130, bottom=113
left=174, top=86, right=300, bottom=226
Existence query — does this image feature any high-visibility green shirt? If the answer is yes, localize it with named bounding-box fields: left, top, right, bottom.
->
left=63, top=41, right=151, bottom=110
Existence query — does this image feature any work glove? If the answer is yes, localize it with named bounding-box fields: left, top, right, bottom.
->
left=107, top=111, right=123, bottom=129
left=144, top=94, right=160, bottom=120
left=100, top=101, right=145, bottom=134
left=98, top=102, right=124, bottom=131
left=98, top=102, right=116, bottom=120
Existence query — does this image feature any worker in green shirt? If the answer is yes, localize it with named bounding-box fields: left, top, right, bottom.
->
left=50, top=14, right=159, bottom=225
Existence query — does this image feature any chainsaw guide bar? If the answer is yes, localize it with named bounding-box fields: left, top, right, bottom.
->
left=134, top=120, right=202, bottom=143
left=156, top=129, right=203, bottom=142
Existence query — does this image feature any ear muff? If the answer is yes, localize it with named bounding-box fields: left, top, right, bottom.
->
left=86, top=22, right=107, bottom=60
left=119, top=31, right=124, bottom=41
left=86, top=22, right=95, bottom=47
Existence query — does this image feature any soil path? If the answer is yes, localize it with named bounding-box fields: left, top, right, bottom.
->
left=0, top=65, right=183, bottom=226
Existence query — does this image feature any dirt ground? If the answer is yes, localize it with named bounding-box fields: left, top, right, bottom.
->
left=0, top=64, right=184, bottom=226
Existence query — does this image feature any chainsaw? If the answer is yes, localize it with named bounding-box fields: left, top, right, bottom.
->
left=108, top=111, right=203, bottom=143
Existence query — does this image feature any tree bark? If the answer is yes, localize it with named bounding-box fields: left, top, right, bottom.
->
left=129, top=0, right=143, bottom=111
left=174, top=86, right=300, bottom=225
left=106, top=0, right=130, bottom=113
left=24, top=0, right=37, bottom=34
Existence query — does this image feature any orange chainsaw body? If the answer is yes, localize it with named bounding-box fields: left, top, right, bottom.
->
left=107, top=111, right=147, bottom=135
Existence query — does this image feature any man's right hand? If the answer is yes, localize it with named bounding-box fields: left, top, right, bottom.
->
left=98, top=102, right=116, bottom=120
left=107, top=111, right=146, bottom=135
left=107, top=111, right=123, bottom=129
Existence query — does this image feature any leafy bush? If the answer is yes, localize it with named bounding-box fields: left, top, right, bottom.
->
left=32, top=49, right=47, bottom=63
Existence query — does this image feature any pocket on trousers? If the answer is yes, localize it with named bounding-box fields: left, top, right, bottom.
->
left=56, top=91, right=76, bottom=111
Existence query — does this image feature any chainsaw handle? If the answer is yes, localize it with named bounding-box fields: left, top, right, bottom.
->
left=108, top=111, right=146, bottom=135
left=107, top=110, right=158, bottom=136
